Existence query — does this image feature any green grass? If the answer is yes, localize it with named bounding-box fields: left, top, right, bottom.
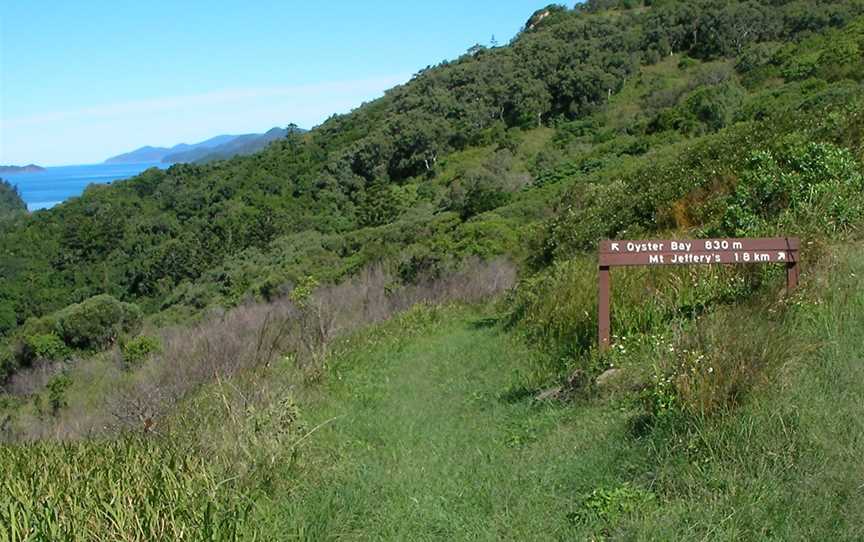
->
left=4, top=250, right=864, bottom=540
left=620, top=247, right=864, bottom=540
left=0, top=438, right=253, bottom=541
left=248, top=247, right=864, bottom=540
left=251, top=305, right=650, bottom=540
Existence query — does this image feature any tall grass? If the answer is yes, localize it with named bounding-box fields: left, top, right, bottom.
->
left=506, top=237, right=825, bottom=424
left=1, top=257, right=516, bottom=441
left=0, top=438, right=254, bottom=541
left=638, top=302, right=794, bottom=418
left=507, top=254, right=763, bottom=357
left=616, top=244, right=864, bottom=539
left=0, top=302, right=497, bottom=542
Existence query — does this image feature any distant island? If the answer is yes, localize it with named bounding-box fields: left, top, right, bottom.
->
left=0, top=164, right=46, bottom=174
left=104, top=126, right=304, bottom=165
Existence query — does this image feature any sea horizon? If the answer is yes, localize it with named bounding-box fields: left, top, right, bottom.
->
left=3, top=161, right=170, bottom=211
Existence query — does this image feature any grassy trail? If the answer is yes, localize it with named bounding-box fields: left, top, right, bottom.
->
left=252, top=248, right=864, bottom=541
left=5, top=253, right=864, bottom=540
left=266, top=312, right=639, bottom=540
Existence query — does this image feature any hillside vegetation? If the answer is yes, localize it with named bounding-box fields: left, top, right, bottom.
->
left=2, top=0, right=862, bottom=329
left=0, top=179, right=26, bottom=218
left=3, top=0, right=864, bottom=539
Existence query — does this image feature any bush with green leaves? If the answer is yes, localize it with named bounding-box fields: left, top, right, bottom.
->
left=0, top=178, right=26, bottom=217
left=683, top=81, right=745, bottom=133
left=53, top=295, right=143, bottom=350
left=0, top=348, right=15, bottom=382
left=46, top=374, right=72, bottom=416
left=121, top=335, right=162, bottom=366
left=649, top=81, right=745, bottom=135
left=23, top=333, right=70, bottom=362
left=721, top=139, right=864, bottom=236
left=289, top=276, right=319, bottom=307
left=448, top=175, right=513, bottom=220
left=0, top=303, right=17, bottom=336
left=542, top=179, right=642, bottom=260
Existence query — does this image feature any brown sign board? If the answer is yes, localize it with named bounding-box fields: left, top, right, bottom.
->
left=598, top=237, right=800, bottom=351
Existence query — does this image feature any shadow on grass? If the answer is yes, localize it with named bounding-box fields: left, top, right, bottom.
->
left=469, top=317, right=501, bottom=330
left=498, top=385, right=538, bottom=404
left=627, top=413, right=656, bottom=439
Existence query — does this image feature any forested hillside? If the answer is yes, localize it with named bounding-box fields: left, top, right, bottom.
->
left=4, top=0, right=864, bottom=538
left=2, top=0, right=862, bottom=350
left=0, top=179, right=26, bottom=217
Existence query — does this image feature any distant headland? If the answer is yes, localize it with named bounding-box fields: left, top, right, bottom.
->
left=104, top=126, right=303, bottom=165
left=0, top=164, right=46, bottom=174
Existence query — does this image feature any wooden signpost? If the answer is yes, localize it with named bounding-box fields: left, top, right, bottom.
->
left=598, top=237, right=800, bottom=351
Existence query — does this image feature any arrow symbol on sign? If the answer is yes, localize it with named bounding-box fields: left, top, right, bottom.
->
left=777, top=252, right=786, bottom=261
left=611, top=243, right=620, bottom=252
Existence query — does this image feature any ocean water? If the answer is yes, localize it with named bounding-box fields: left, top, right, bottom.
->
left=3, top=162, right=167, bottom=211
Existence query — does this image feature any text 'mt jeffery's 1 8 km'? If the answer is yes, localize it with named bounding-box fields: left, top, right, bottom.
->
left=597, top=237, right=800, bottom=351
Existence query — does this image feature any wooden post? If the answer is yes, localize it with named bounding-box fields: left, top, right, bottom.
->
left=786, top=260, right=799, bottom=293
left=598, top=265, right=610, bottom=352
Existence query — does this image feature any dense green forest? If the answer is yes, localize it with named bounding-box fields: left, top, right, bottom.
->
left=5, top=0, right=864, bottom=538
left=0, top=179, right=26, bottom=218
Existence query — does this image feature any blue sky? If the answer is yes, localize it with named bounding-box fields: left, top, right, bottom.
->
left=1, top=1, right=547, bottom=166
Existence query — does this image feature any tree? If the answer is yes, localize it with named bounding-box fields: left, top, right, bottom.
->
left=0, top=303, right=17, bottom=336
left=53, top=294, right=143, bottom=350
left=285, top=123, right=304, bottom=151
left=359, top=178, right=401, bottom=227
left=0, top=178, right=26, bottom=216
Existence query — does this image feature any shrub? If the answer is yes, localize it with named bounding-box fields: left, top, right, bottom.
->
left=678, top=56, right=697, bottom=70
left=398, top=247, right=445, bottom=283
left=781, top=53, right=820, bottom=81
left=721, top=139, right=864, bottom=236
left=18, top=316, right=57, bottom=337
left=682, top=82, right=745, bottom=134
left=0, top=348, right=15, bottom=382
left=735, top=42, right=780, bottom=74
left=46, top=374, right=72, bottom=416
left=122, top=335, right=162, bottom=366
left=543, top=179, right=642, bottom=259
left=359, top=179, right=401, bottom=227
left=0, top=304, right=16, bottom=336
left=446, top=174, right=512, bottom=220
left=818, top=36, right=862, bottom=81
left=288, top=276, right=319, bottom=307
left=54, top=295, right=143, bottom=350
left=23, top=333, right=70, bottom=362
